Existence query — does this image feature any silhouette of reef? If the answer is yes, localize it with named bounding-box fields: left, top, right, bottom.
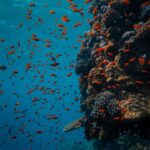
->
left=75, top=0, right=150, bottom=143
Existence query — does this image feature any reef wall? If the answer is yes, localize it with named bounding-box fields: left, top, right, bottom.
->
left=75, top=0, right=150, bottom=143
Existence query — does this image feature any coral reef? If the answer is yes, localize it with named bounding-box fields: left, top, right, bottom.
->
left=75, top=0, right=150, bottom=143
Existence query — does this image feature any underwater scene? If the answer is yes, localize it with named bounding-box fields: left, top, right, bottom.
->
left=0, top=0, right=150, bottom=150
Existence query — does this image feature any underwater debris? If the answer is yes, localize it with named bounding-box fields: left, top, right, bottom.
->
left=64, top=0, right=150, bottom=145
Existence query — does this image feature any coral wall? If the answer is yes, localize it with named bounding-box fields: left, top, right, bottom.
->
left=75, top=0, right=150, bottom=141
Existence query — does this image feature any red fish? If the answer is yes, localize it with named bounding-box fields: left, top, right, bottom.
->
left=133, top=24, right=142, bottom=30
left=61, top=16, right=70, bottom=22
left=99, top=109, right=105, bottom=113
left=45, top=44, right=51, bottom=47
left=57, top=24, right=65, bottom=28
left=26, top=63, right=32, bottom=71
left=113, top=116, right=123, bottom=120
left=48, top=115, right=58, bottom=120
left=49, top=10, right=55, bottom=14
left=123, top=49, right=130, bottom=53
left=84, top=0, right=92, bottom=4
left=32, top=34, right=40, bottom=41
left=93, top=7, right=97, bottom=15
left=129, top=57, right=136, bottom=63
left=122, top=0, right=130, bottom=6
left=67, top=0, right=73, bottom=3
left=73, top=22, right=82, bottom=28
left=67, top=72, right=72, bottom=77
left=135, top=80, right=144, bottom=85
left=8, top=50, right=15, bottom=55
left=65, top=108, right=70, bottom=111
left=107, top=52, right=113, bottom=56
left=108, top=61, right=116, bottom=67
left=29, top=2, right=36, bottom=7
left=138, top=57, right=145, bottom=65
left=96, top=47, right=105, bottom=52
left=141, top=1, right=150, bottom=7
left=50, top=74, right=57, bottom=77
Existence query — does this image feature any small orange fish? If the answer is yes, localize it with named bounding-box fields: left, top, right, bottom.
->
left=50, top=74, right=57, bottom=77
left=108, top=61, right=116, bottom=67
left=107, top=52, right=113, bottom=57
left=128, top=99, right=134, bottom=103
left=133, top=24, right=142, bottom=30
left=124, top=62, right=129, bottom=66
left=138, top=57, right=145, bottom=65
left=70, top=4, right=77, bottom=7
left=32, top=37, right=40, bottom=41
left=73, top=22, right=82, bottom=28
left=92, top=80, right=102, bottom=85
left=122, top=0, right=130, bottom=6
left=93, top=7, right=97, bottom=15
left=123, top=49, right=130, bottom=53
left=102, top=60, right=109, bottom=64
left=84, top=0, right=92, bottom=4
left=45, top=44, right=51, bottom=47
left=67, top=0, right=73, bottom=3
left=67, top=72, right=72, bottom=77
left=26, top=63, right=32, bottom=71
left=57, top=24, right=65, bottom=28
left=135, top=80, right=144, bottom=85
left=49, top=115, right=58, bottom=120
left=29, top=2, right=36, bottom=7
left=141, top=70, right=149, bottom=74
left=99, top=109, right=105, bottom=113
left=49, top=10, right=55, bottom=14
left=96, top=47, right=105, bottom=52
left=83, top=75, right=88, bottom=79
left=113, top=116, right=122, bottom=120
left=129, top=57, right=136, bottom=63
left=106, top=85, right=112, bottom=89
left=141, top=1, right=150, bottom=7
left=75, top=8, right=83, bottom=13
left=65, top=108, right=70, bottom=111
left=61, top=16, right=70, bottom=22
left=32, top=34, right=40, bottom=41
left=45, top=39, right=51, bottom=43
left=8, top=50, right=15, bottom=55
left=27, top=15, right=32, bottom=20
left=94, top=16, right=97, bottom=21
left=115, top=83, right=121, bottom=87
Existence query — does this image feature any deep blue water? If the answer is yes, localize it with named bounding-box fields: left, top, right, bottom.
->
left=0, top=0, right=92, bottom=149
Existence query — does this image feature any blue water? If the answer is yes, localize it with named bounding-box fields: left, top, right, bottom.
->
left=0, top=0, right=92, bottom=149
